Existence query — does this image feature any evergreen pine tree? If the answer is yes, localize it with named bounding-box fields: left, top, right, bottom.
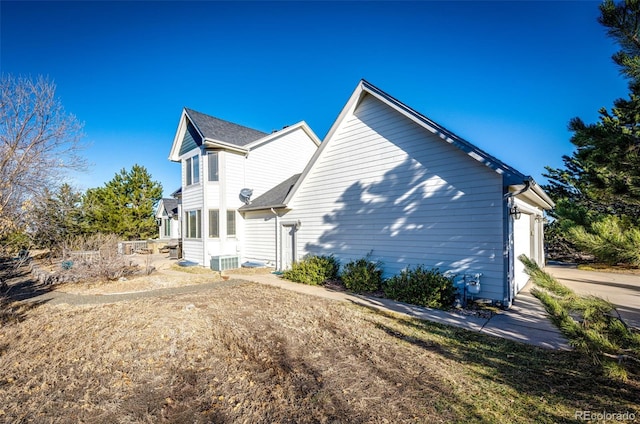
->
left=544, top=0, right=640, bottom=263
left=83, top=165, right=162, bottom=240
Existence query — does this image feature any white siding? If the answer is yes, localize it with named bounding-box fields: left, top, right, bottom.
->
left=219, top=152, right=244, bottom=257
left=225, top=152, right=247, bottom=211
left=235, top=128, right=318, bottom=263
left=181, top=147, right=204, bottom=265
left=246, top=128, right=318, bottom=198
left=243, top=210, right=278, bottom=264
left=286, top=94, right=506, bottom=301
left=178, top=124, right=318, bottom=267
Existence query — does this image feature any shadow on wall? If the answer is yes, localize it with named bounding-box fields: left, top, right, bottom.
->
left=305, top=105, right=503, bottom=291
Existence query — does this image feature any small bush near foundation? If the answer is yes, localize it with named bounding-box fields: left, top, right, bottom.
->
left=282, top=254, right=340, bottom=286
left=341, top=255, right=383, bottom=293
left=383, top=265, right=456, bottom=309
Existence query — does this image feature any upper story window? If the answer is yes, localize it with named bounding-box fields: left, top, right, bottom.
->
left=208, top=152, right=219, bottom=182
left=185, top=155, right=200, bottom=186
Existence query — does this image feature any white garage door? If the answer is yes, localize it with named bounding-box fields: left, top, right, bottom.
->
left=513, top=213, right=532, bottom=293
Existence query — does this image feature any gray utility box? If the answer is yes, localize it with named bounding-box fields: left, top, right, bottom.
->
left=168, top=243, right=182, bottom=259
left=210, top=255, right=239, bottom=271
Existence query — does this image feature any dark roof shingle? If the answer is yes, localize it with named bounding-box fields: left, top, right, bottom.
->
left=160, top=198, right=179, bottom=215
left=185, top=108, right=268, bottom=147
left=239, top=174, right=301, bottom=211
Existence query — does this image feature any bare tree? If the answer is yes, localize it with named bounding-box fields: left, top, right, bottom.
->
left=0, top=75, right=86, bottom=240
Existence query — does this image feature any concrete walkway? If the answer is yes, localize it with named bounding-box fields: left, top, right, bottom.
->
left=21, top=279, right=248, bottom=306
left=226, top=271, right=571, bottom=350
left=16, top=265, right=569, bottom=350
left=546, top=263, right=640, bottom=330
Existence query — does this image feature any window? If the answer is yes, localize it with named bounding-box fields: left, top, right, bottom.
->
left=193, top=155, right=199, bottom=183
left=163, top=218, right=171, bottom=237
left=208, top=152, right=219, bottom=182
left=185, top=210, right=201, bottom=239
left=227, top=210, right=236, bottom=237
left=209, top=209, right=219, bottom=238
left=185, top=155, right=200, bottom=186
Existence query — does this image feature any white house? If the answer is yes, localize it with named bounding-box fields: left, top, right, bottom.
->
left=168, top=108, right=321, bottom=268
left=155, top=194, right=181, bottom=240
left=237, top=80, right=554, bottom=307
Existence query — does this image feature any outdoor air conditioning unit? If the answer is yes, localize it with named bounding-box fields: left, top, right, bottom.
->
left=210, top=255, right=240, bottom=271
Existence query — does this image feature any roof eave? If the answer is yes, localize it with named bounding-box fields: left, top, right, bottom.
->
left=244, top=121, right=322, bottom=151
left=360, top=80, right=527, bottom=180
left=169, top=108, right=206, bottom=162
left=204, top=139, right=249, bottom=154
left=509, top=179, right=555, bottom=210
left=239, top=203, right=288, bottom=212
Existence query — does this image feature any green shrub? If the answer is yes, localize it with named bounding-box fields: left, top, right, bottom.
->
left=383, top=265, right=456, bottom=309
left=341, top=254, right=383, bottom=293
left=282, top=254, right=340, bottom=286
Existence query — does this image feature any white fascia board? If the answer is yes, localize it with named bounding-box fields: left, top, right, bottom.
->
left=239, top=203, right=288, bottom=212
left=203, top=139, right=248, bottom=154
left=168, top=109, right=206, bottom=162
left=361, top=81, right=526, bottom=181
left=155, top=200, right=165, bottom=218
left=244, top=121, right=322, bottom=151
left=530, top=182, right=555, bottom=209
left=281, top=83, right=368, bottom=208
left=510, top=182, right=555, bottom=210
left=298, top=121, right=322, bottom=146
left=322, top=81, right=368, bottom=144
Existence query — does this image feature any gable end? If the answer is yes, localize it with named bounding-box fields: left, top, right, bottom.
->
left=179, top=122, right=203, bottom=156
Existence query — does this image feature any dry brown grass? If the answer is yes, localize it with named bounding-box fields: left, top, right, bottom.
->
left=1, top=282, right=639, bottom=423
left=57, top=271, right=221, bottom=295
left=576, top=263, right=640, bottom=274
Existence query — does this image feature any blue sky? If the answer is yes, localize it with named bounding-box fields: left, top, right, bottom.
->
left=1, top=1, right=629, bottom=197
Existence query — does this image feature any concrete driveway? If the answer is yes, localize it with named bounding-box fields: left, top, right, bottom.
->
left=546, top=263, right=640, bottom=330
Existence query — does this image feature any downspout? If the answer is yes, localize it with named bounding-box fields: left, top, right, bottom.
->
left=270, top=208, right=279, bottom=270
left=505, top=177, right=532, bottom=199
left=502, top=176, right=533, bottom=307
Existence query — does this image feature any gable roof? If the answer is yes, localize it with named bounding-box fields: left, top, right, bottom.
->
left=156, top=198, right=179, bottom=218
left=278, top=79, right=553, bottom=210
left=184, top=108, right=268, bottom=147
left=239, top=174, right=301, bottom=211
left=169, top=109, right=319, bottom=161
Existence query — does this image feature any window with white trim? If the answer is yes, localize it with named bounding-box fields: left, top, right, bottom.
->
left=227, top=210, right=236, bottom=237
left=163, top=218, right=171, bottom=237
left=185, top=155, right=200, bottom=186
left=208, top=152, right=219, bottom=182
left=185, top=210, right=201, bottom=239
left=209, top=209, right=219, bottom=238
